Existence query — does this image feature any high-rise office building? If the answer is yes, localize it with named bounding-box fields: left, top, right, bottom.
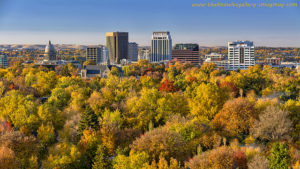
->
left=86, top=46, right=102, bottom=64
left=106, top=32, right=128, bottom=64
left=0, top=55, right=8, bottom=68
left=150, top=31, right=172, bottom=63
left=228, top=41, right=255, bottom=70
left=86, top=47, right=102, bottom=65
left=44, top=41, right=56, bottom=60
left=128, top=42, right=138, bottom=62
left=86, top=46, right=110, bottom=65
left=172, top=43, right=200, bottom=66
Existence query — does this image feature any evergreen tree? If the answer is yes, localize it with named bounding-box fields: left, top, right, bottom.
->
left=78, top=106, right=99, bottom=136
left=269, top=142, right=290, bottom=169
left=92, top=144, right=112, bottom=169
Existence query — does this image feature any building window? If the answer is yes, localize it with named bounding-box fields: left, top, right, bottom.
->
left=240, top=48, right=244, bottom=64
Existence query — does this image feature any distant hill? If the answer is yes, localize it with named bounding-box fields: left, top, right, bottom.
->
left=0, top=44, right=91, bottom=50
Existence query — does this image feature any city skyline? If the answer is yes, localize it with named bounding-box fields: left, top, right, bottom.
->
left=0, top=0, right=299, bottom=47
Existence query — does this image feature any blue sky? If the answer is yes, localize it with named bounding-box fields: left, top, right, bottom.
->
left=0, top=0, right=299, bottom=47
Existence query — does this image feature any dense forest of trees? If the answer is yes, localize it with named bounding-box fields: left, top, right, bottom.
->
left=0, top=60, right=299, bottom=169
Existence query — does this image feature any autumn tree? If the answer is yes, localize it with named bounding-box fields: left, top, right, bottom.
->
left=282, top=99, right=300, bottom=144
left=160, top=78, right=178, bottom=92
left=37, top=123, right=56, bottom=158
left=145, top=157, right=181, bottom=169
left=88, top=91, right=109, bottom=115
left=0, top=131, right=39, bottom=169
left=0, top=90, right=39, bottom=131
left=113, top=151, right=150, bottom=169
left=251, top=106, right=292, bottom=141
left=56, top=63, right=78, bottom=77
left=200, top=62, right=217, bottom=76
left=37, top=123, right=56, bottom=147
left=225, top=65, right=267, bottom=96
left=99, top=109, right=122, bottom=155
left=166, top=115, right=205, bottom=143
left=0, top=146, right=17, bottom=169
left=0, top=81, right=7, bottom=97
left=38, top=102, right=65, bottom=130
left=78, top=129, right=101, bottom=169
left=42, top=142, right=82, bottom=169
left=31, top=71, right=57, bottom=96
left=185, top=152, right=209, bottom=169
left=233, top=150, right=247, bottom=169
left=212, top=97, right=256, bottom=137
left=186, top=146, right=234, bottom=169
left=110, top=67, right=120, bottom=76
left=56, top=76, right=85, bottom=89
left=208, top=146, right=235, bottom=169
left=124, top=88, right=161, bottom=131
left=247, top=154, right=269, bottom=169
left=140, top=75, right=158, bottom=88
left=157, top=92, right=190, bottom=118
left=189, top=83, right=228, bottom=122
left=219, top=81, right=238, bottom=98
left=131, top=127, right=189, bottom=162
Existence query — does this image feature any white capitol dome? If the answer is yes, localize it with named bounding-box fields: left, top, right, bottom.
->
left=44, top=40, right=56, bottom=60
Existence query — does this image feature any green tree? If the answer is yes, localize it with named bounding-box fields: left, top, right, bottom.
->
left=269, top=142, right=290, bottom=169
left=78, top=106, right=99, bottom=136
left=174, top=74, right=187, bottom=91
left=48, top=87, right=70, bottom=110
left=92, top=144, right=112, bottom=169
